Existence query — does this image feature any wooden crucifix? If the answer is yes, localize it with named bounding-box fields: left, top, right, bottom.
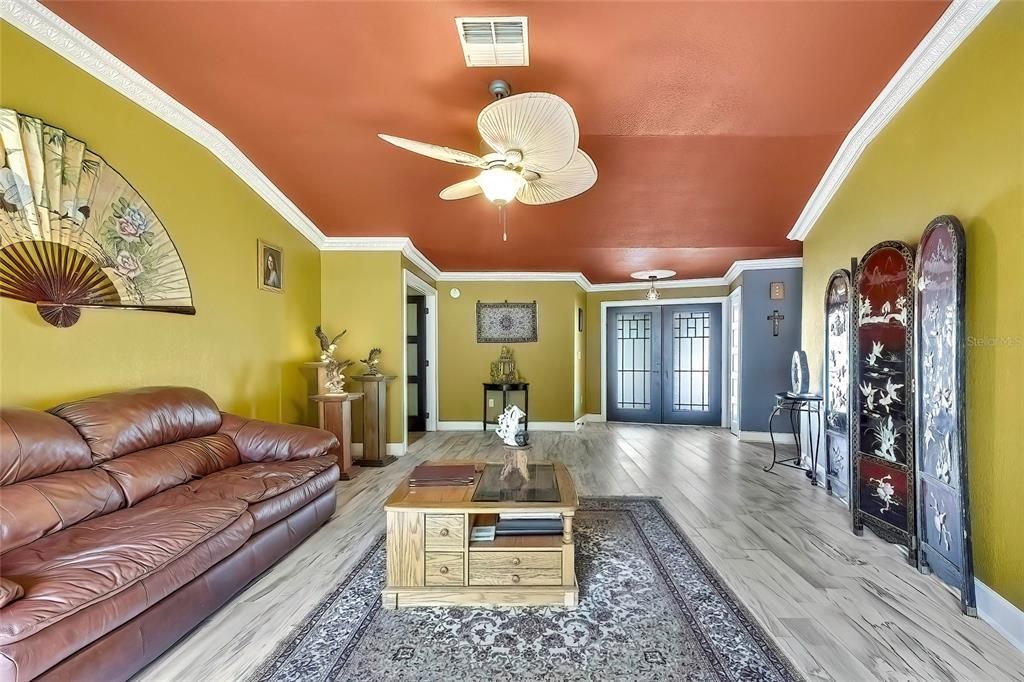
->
left=767, top=309, right=784, bottom=336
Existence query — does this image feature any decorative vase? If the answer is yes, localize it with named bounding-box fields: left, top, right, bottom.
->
left=501, top=444, right=531, bottom=482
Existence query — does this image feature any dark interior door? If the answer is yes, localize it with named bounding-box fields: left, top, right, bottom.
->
left=661, top=304, right=722, bottom=426
left=406, top=295, right=426, bottom=432
left=607, top=303, right=721, bottom=425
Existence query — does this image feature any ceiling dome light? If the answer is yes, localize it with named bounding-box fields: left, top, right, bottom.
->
left=630, top=269, right=676, bottom=301
left=477, top=167, right=525, bottom=204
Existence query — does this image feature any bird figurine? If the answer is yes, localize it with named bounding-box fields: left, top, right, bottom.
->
left=361, top=347, right=382, bottom=376
left=314, top=325, right=347, bottom=361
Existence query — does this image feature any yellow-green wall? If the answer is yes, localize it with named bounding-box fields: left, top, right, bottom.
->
left=801, top=3, right=1023, bottom=608
left=583, top=286, right=730, bottom=414
left=320, top=251, right=404, bottom=443
left=0, top=23, right=321, bottom=424
left=438, top=281, right=580, bottom=422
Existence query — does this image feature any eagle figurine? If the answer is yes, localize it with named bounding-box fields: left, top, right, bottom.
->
left=361, top=348, right=382, bottom=376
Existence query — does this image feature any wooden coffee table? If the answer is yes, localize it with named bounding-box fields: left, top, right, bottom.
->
left=382, top=461, right=578, bottom=609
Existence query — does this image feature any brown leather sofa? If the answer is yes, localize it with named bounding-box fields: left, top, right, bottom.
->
left=0, top=387, right=340, bottom=682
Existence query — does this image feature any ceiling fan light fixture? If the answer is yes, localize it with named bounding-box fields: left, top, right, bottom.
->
left=477, top=167, right=525, bottom=204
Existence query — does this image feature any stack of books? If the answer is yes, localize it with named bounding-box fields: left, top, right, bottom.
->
left=470, top=524, right=496, bottom=542
left=495, top=512, right=563, bottom=536
left=408, top=464, right=476, bottom=487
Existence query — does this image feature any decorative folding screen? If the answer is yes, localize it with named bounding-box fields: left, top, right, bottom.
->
left=823, top=268, right=854, bottom=505
left=0, top=109, right=194, bottom=327
left=851, top=241, right=917, bottom=565
left=914, top=216, right=975, bottom=615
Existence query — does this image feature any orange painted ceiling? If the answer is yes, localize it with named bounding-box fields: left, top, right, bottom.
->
left=44, top=0, right=948, bottom=283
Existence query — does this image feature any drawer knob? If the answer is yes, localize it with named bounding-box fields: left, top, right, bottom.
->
left=439, top=566, right=449, bottom=575
left=511, top=574, right=520, bottom=584
left=439, top=528, right=449, bottom=537
left=511, top=557, right=521, bottom=566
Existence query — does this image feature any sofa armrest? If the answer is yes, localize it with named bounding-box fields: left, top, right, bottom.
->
left=219, top=413, right=339, bottom=463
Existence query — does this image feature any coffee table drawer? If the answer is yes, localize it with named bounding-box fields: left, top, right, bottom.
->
left=425, top=514, right=464, bottom=549
left=425, top=552, right=464, bottom=586
left=468, top=551, right=562, bottom=586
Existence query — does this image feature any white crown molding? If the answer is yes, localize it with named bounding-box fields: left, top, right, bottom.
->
left=722, top=257, right=804, bottom=283
left=588, top=276, right=725, bottom=292
left=437, top=271, right=591, bottom=289
left=0, top=0, right=328, bottom=248
left=787, top=0, right=999, bottom=242
left=321, top=236, right=442, bottom=281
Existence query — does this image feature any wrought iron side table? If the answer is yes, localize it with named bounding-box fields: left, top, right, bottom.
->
left=482, top=382, right=529, bottom=432
left=765, top=391, right=822, bottom=485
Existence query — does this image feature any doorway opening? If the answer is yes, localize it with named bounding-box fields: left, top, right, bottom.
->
left=403, top=270, right=437, bottom=451
left=604, top=301, right=724, bottom=425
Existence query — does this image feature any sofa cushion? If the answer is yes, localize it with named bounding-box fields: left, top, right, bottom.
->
left=0, top=494, right=249, bottom=646
left=247, top=464, right=340, bottom=532
left=1, top=407, right=92, bottom=485
left=0, top=579, right=22, bottom=609
left=184, top=455, right=336, bottom=506
left=0, top=468, right=125, bottom=555
left=50, top=387, right=221, bottom=463
left=98, top=434, right=241, bottom=505
left=218, top=413, right=338, bottom=463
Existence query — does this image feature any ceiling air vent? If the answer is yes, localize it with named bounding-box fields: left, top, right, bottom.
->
left=455, top=16, right=529, bottom=67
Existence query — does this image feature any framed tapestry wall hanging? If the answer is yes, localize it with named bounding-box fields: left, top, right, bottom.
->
left=477, top=301, right=538, bottom=343
left=0, top=108, right=194, bottom=327
left=914, top=215, right=975, bottom=615
left=851, top=240, right=917, bottom=565
left=823, top=266, right=855, bottom=505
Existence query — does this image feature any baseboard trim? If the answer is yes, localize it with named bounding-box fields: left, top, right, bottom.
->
left=352, top=442, right=406, bottom=457
left=583, top=413, right=606, bottom=423
left=976, top=580, right=1024, bottom=653
left=438, top=421, right=579, bottom=432
left=738, top=431, right=796, bottom=445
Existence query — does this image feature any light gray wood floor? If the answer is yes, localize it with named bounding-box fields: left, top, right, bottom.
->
left=137, top=425, right=1024, bottom=681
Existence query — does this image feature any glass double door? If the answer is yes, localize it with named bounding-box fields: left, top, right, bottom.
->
left=606, top=304, right=722, bottom=425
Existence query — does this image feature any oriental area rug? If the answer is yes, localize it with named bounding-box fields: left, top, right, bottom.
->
left=250, top=498, right=801, bottom=681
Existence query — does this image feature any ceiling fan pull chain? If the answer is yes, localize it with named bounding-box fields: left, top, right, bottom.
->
left=500, top=204, right=508, bottom=242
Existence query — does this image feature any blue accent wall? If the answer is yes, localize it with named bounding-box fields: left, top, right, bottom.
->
left=739, top=268, right=803, bottom=431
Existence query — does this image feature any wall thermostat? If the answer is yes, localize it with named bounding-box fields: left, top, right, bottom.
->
left=449, top=287, right=461, bottom=299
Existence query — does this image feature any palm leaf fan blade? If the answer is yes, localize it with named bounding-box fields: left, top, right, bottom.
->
left=0, top=108, right=194, bottom=326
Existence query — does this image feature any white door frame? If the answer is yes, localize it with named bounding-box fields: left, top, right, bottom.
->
left=600, top=296, right=729, bottom=424
left=727, top=287, right=743, bottom=435
left=402, top=270, right=438, bottom=450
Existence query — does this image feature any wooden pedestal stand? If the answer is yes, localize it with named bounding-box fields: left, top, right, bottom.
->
left=304, top=361, right=362, bottom=480
left=352, top=374, right=396, bottom=467
left=311, top=393, right=362, bottom=480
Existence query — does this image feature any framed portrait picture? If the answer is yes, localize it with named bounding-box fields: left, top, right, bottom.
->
left=258, top=239, right=283, bottom=292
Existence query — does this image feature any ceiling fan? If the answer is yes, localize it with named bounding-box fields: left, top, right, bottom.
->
left=378, top=80, right=597, bottom=240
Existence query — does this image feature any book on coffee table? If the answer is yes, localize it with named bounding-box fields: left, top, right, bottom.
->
left=408, top=464, right=476, bottom=487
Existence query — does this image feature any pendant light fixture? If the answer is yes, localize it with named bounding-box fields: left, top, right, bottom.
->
left=630, top=270, right=676, bottom=300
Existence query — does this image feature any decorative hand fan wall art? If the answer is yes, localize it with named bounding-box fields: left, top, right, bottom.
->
left=378, top=80, right=597, bottom=241
left=0, top=109, right=194, bottom=327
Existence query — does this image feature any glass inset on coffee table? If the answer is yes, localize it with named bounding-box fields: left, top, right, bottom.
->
left=472, top=463, right=560, bottom=503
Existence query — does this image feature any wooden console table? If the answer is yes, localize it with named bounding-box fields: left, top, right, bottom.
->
left=482, top=382, right=529, bottom=432
left=311, top=393, right=362, bottom=480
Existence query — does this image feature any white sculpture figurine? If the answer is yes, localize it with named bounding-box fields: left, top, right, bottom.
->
left=495, top=404, right=526, bottom=447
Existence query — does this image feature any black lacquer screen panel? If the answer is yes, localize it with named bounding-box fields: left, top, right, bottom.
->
left=914, top=216, right=975, bottom=615
left=852, top=241, right=918, bottom=565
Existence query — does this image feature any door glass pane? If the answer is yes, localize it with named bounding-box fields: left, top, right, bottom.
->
left=406, top=343, right=417, bottom=376
left=616, top=312, right=652, bottom=409
left=406, top=303, right=419, bottom=336
left=407, top=384, right=419, bottom=415
left=672, top=311, right=711, bottom=411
